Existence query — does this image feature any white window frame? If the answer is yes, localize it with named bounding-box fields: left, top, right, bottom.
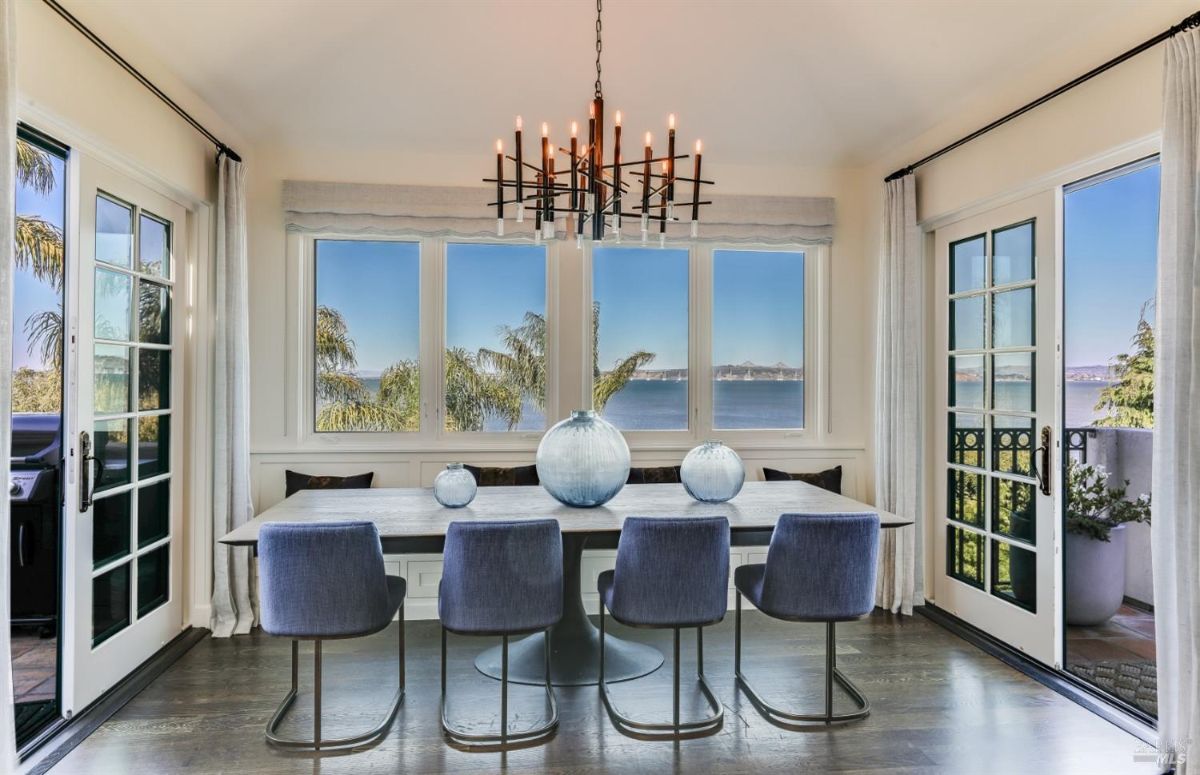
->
left=291, top=231, right=829, bottom=452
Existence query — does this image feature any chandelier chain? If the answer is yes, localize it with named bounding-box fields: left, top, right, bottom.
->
left=594, top=0, right=603, bottom=99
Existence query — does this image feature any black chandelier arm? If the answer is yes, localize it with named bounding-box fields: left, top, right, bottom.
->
left=629, top=171, right=716, bottom=186
left=603, top=154, right=689, bottom=169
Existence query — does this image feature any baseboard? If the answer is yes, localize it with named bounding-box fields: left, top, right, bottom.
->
left=20, top=627, right=209, bottom=774
left=1123, top=596, right=1155, bottom=615
left=917, top=603, right=1158, bottom=746
left=189, top=603, right=213, bottom=628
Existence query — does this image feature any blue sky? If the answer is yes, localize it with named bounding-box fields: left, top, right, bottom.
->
left=445, top=243, right=546, bottom=356
left=315, top=240, right=420, bottom=375
left=14, top=152, right=66, bottom=371
left=712, top=249, right=805, bottom=367
left=594, top=247, right=688, bottom=370
left=1064, top=162, right=1159, bottom=368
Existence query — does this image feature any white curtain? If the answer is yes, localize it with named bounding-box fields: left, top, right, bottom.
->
left=0, top=0, right=17, bottom=766
left=1153, top=23, right=1200, bottom=775
left=873, top=173, right=924, bottom=615
left=210, top=155, right=257, bottom=638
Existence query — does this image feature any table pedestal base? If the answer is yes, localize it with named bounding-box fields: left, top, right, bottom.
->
left=474, top=533, right=663, bottom=686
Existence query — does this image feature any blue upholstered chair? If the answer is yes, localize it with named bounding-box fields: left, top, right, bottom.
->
left=439, top=519, right=563, bottom=749
left=258, top=521, right=406, bottom=751
left=734, top=512, right=880, bottom=727
left=597, top=516, right=729, bottom=740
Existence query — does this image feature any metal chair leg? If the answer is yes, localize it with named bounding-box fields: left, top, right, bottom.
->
left=266, top=621, right=405, bottom=751
left=734, top=608, right=870, bottom=729
left=441, top=627, right=558, bottom=750
left=598, top=602, right=723, bottom=741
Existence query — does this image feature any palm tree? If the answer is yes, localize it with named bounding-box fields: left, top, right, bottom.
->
left=590, top=302, right=656, bottom=412
left=314, top=305, right=418, bottom=431
left=444, top=347, right=522, bottom=431
left=14, top=139, right=65, bottom=371
left=480, top=302, right=655, bottom=415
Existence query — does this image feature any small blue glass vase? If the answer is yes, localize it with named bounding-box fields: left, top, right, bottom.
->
left=536, top=410, right=630, bottom=507
left=681, top=441, right=745, bottom=503
left=434, top=463, right=477, bottom=508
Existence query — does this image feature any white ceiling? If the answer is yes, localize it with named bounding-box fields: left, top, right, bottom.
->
left=60, top=0, right=1185, bottom=169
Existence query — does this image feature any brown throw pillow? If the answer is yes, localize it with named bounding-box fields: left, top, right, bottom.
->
left=762, top=465, right=843, bottom=495
left=627, top=465, right=683, bottom=484
left=463, top=464, right=540, bottom=487
left=285, top=470, right=375, bottom=498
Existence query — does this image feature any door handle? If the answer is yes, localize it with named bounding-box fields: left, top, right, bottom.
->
left=79, top=430, right=94, bottom=512
left=16, top=522, right=28, bottom=568
left=1033, top=425, right=1052, bottom=497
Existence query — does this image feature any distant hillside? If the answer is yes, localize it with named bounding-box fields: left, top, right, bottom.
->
left=628, top=362, right=804, bottom=381
left=1065, top=365, right=1115, bottom=382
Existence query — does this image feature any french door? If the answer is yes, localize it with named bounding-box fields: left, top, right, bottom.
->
left=63, top=156, right=187, bottom=712
left=932, top=191, right=1061, bottom=665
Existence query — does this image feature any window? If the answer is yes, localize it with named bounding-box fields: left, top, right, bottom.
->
left=711, top=249, right=805, bottom=429
left=592, top=246, right=689, bottom=430
left=444, top=242, right=547, bottom=431
left=303, top=237, right=824, bottom=441
left=313, top=240, right=420, bottom=432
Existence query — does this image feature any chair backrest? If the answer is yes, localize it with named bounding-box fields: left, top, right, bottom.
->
left=610, top=516, right=730, bottom=627
left=439, top=519, right=563, bottom=634
left=259, top=521, right=392, bottom=638
left=760, top=512, right=880, bottom=621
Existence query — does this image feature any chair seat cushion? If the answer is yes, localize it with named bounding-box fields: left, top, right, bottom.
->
left=762, top=465, right=842, bottom=494
left=284, top=470, right=374, bottom=498
left=626, top=466, right=682, bottom=484
left=463, top=464, right=539, bottom=487
left=734, top=563, right=767, bottom=607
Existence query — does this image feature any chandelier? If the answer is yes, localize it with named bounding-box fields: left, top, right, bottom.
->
left=485, top=0, right=714, bottom=246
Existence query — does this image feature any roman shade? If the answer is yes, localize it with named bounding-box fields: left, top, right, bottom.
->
left=282, top=181, right=835, bottom=245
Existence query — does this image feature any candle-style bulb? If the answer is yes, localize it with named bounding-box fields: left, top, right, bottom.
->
left=516, top=115, right=523, bottom=131
left=571, top=121, right=578, bottom=138
left=496, top=139, right=503, bottom=153
left=542, top=122, right=549, bottom=138
left=589, top=102, right=595, bottom=118
left=644, top=132, right=652, bottom=147
left=695, top=139, right=702, bottom=153
left=615, top=110, right=622, bottom=127
left=669, top=113, right=676, bottom=131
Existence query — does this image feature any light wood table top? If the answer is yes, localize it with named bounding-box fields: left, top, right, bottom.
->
left=221, top=481, right=911, bottom=550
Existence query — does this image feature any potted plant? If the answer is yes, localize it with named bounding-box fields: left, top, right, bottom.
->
left=1064, top=460, right=1151, bottom=626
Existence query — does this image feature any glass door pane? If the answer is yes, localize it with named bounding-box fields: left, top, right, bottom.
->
left=933, top=191, right=1057, bottom=666
left=9, top=127, right=68, bottom=746
left=68, top=155, right=186, bottom=715
left=1062, top=158, right=1160, bottom=717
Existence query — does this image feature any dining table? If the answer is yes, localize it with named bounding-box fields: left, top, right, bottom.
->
left=221, top=480, right=912, bottom=687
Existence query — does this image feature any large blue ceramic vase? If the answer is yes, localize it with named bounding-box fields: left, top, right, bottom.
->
left=681, top=441, right=745, bottom=503
left=536, top=410, right=630, bottom=507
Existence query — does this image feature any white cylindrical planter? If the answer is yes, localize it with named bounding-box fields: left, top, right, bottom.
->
left=1065, top=524, right=1127, bottom=626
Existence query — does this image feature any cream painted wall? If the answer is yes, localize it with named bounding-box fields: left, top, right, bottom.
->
left=15, top=0, right=250, bottom=205
left=856, top=2, right=1189, bottom=600
left=14, top=0, right=253, bottom=629
left=242, top=144, right=875, bottom=517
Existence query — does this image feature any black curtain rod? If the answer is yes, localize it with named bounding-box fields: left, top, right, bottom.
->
left=40, top=0, right=242, bottom=164
left=885, top=9, right=1200, bottom=182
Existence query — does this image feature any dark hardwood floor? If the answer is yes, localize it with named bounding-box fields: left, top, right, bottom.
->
left=47, top=611, right=1156, bottom=774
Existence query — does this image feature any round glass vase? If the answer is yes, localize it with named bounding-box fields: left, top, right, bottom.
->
left=681, top=441, right=745, bottom=503
left=433, top=463, right=477, bottom=508
left=536, top=410, right=630, bottom=507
